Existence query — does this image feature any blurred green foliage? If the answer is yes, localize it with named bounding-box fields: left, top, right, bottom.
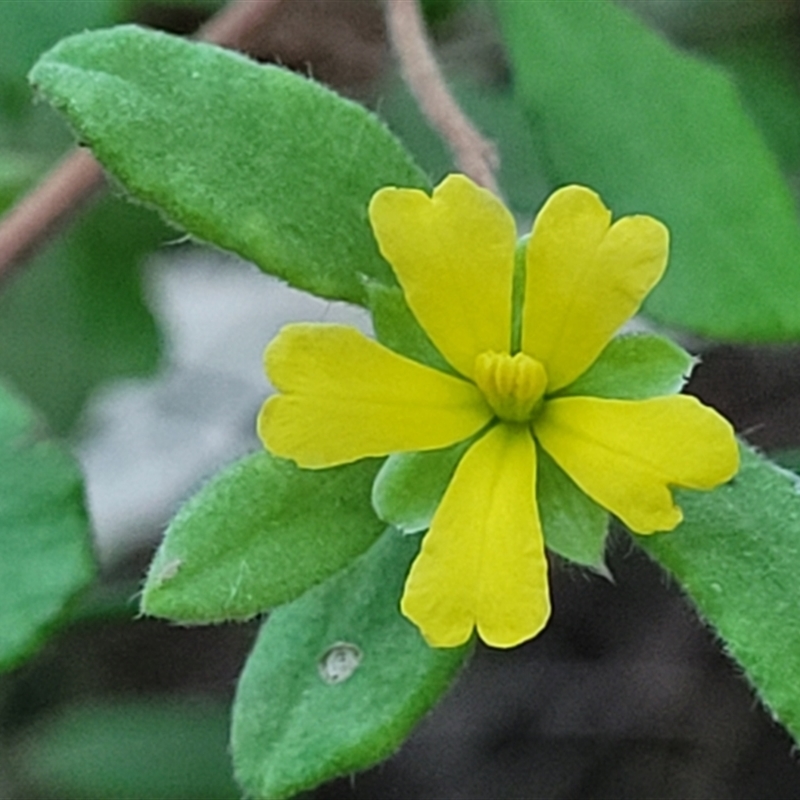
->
left=13, top=700, right=239, bottom=800
left=0, top=382, right=95, bottom=671
left=0, top=197, right=167, bottom=433
left=0, top=0, right=177, bottom=433
left=496, top=0, right=800, bottom=341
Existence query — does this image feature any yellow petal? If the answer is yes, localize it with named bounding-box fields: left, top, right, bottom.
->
left=534, top=396, right=739, bottom=534
left=522, top=186, right=669, bottom=391
left=369, top=174, right=516, bottom=379
left=401, top=423, right=551, bottom=648
left=258, top=323, right=492, bottom=468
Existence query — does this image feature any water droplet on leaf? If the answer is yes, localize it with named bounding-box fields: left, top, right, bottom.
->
left=318, top=642, right=362, bottom=684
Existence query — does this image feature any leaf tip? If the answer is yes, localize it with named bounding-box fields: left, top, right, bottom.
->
left=141, top=555, right=183, bottom=606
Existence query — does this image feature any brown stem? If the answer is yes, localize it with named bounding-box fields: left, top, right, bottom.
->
left=0, top=149, right=105, bottom=277
left=197, top=0, right=282, bottom=50
left=384, top=0, right=500, bottom=195
left=0, top=0, right=285, bottom=285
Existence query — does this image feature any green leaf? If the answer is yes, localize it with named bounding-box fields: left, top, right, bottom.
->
left=771, top=448, right=800, bottom=475
left=496, top=0, right=800, bottom=341
left=365, top=280, right=453, bottom=374
left=231, top=527, right=469, bottom=800
left=15, top=699, right=238, bottom=800
left=372, top=438, right=473, bottom=533
left=0, top=195, right=166, bottom=433
left=30, top=25, right=430, bottom=306
left=638, top=444, right=800, bottom=741
left=559, top=333, right=695, bottom=400
left=707, top=21, right=800, bottom=173
left=537, top=445, right=609, bottom=570
left=142, top=452, right=384, bottom=623
left=0, top=382, right=95, bottom=671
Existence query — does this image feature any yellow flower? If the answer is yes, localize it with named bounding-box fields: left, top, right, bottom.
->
left=258, top=175, right=739, bottom=649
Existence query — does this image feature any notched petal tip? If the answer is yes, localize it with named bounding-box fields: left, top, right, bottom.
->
left=262, top=322, right=318, bottom=391
left=523, top=187, right=671, bottom=391
left=433, top=172, right=501, bottom=204
left=368, top=173, right=517, bottom=379
left=257, top=394, right=331, bottom=469
left=400, top=592, right=475, bottom=649
left=627, top=501, right=684, bottom=536
left=369, top=174, right=494, bottom=235
left=669, top=397, right=740, bottom=490
left=476, top=598, right=552, bottom=649
left=368, top=183, right=430, bottom=226
left=602, top=214, right=670, bottom=294
left=400, top=425, right=551, bottom=650
left=540, top=184, right=606, bottom=215
left=402, top=587, right=552, bottom=650
left=535, top=396, right=738, bottom=538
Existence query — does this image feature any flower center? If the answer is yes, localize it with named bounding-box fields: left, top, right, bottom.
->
left=473, top=351, right=548, bottom=422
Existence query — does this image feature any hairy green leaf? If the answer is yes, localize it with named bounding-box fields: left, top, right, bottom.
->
left=231, top=528, right=469, bottom=800
left=0, top=382, right=95, bottom=671
left=771, top=448, right=800, bottom=475
left=366, top=280, right=453, bottom=374
left=496, top=0, right=800, bottom=341
left=537, top=446, right=609, bottom=570
left=372, top=438, right=473, bottom=533
left=142, top=452, right=384, bottom=622
left=560, top=333, right=695, bottom=400
left=30, top=25, right=429, bottom=305
left=639, top=445, right=800, bottom=741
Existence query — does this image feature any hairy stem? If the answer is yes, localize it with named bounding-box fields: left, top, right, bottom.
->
left=384, top=0, right=500, bottom=194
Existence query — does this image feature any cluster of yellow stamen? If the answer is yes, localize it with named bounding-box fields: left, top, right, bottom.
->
left=473, top=351, right=548, bottom=423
